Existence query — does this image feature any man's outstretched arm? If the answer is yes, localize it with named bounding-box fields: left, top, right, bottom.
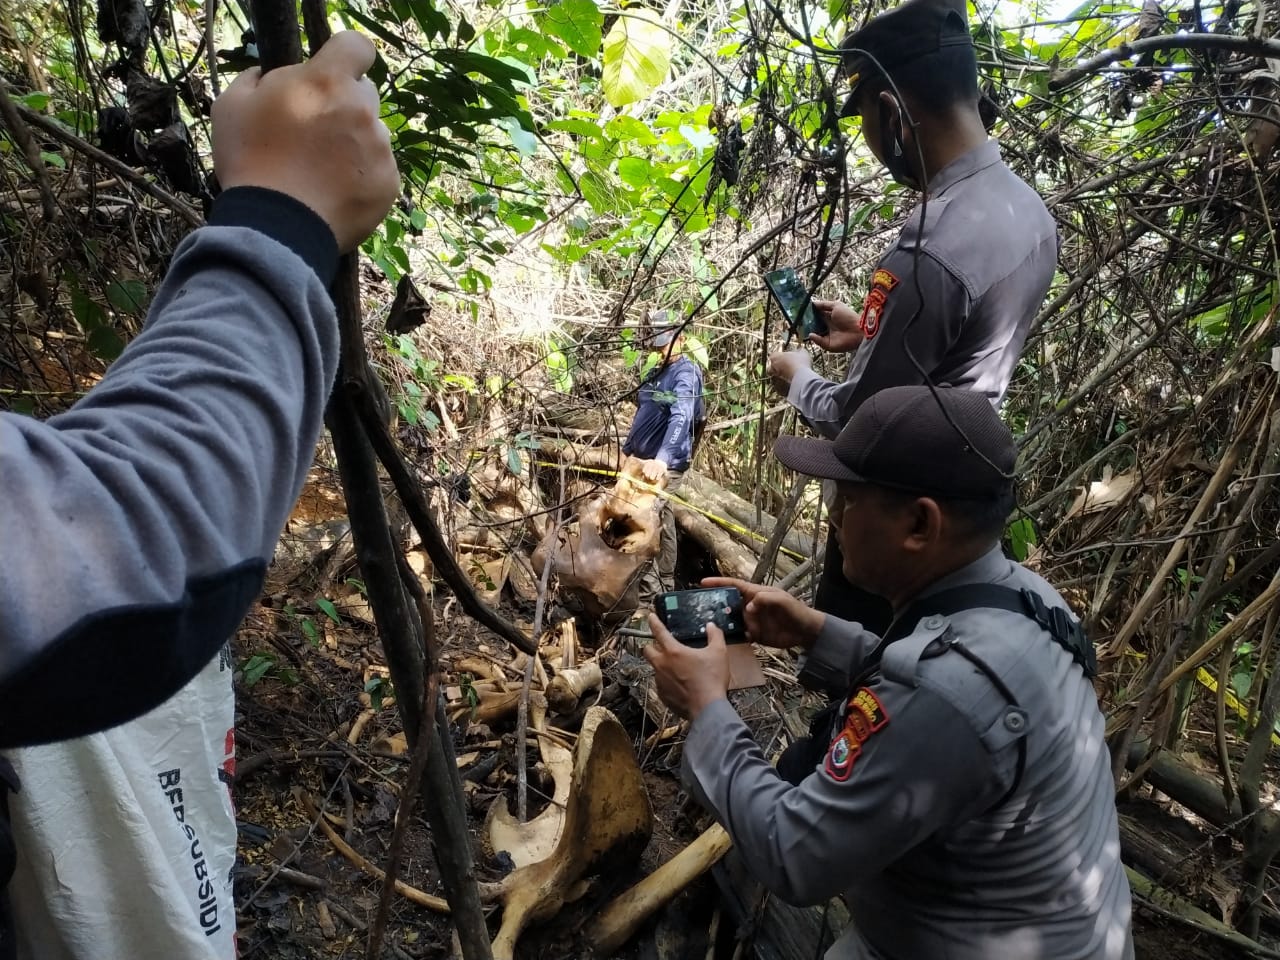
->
left=0, top=31, right=399, bottom=747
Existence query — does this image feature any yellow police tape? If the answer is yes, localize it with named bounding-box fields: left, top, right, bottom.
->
left=1192, top=666, right=1280, bottom=748
left=531, top=460, right=809, bottom=563
left=1127, top=650, right=1280, bottom=748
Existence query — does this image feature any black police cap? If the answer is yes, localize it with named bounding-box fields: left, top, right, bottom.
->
left=837, top=0, right=973, bottom=118
left=773, top=385, right=1015, bottom=501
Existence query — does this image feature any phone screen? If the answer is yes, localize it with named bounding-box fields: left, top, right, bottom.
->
left=655, top=588, right=746, bottom=647
left=764, top=268, right=828, bottom=340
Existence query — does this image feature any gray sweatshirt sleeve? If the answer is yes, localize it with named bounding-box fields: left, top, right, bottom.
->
left=0, top=188, right=339, bottom=747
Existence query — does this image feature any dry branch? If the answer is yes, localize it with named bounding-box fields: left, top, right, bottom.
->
left=0, top=80, right=56, bottom=218
left=14, top=103, right=202, bottom=226
left=301, top=791, right=451, bottom=913
left=1050, top=34, right=1280, bottom=90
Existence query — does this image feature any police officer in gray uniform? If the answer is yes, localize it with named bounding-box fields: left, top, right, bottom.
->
left=768, top=0, right=1057, bottom=634
left=643, top=385, right=1134, bottom=960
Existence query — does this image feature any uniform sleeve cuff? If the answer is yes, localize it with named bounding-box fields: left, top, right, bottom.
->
left=796, top=616, right=856, bottom=693
left=209, top=187, right=339, bottom=287
left=786, top=365, right=822, bottom=407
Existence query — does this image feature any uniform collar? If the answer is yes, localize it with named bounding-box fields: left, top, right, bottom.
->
left=912, top=545, right=1011, bottom=604
left=927, top=139, right=1002, bottom=197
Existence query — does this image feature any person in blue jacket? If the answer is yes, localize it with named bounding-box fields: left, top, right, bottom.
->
left=621, top=312, right=706, bottom=594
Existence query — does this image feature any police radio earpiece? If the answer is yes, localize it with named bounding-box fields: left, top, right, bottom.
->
left=838, top=46, right=1017, bottom=483
left=878, top=97, right=904, bottom=157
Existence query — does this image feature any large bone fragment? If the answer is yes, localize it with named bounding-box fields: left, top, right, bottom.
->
left=546, top=659, right=602, bottom=714
left=532, top=456, right=665, bottom=619
left=587, top=823, right=732, bottom=956
left=485, top=694, right=572, bottom=869
left=481, top=706, right=653, bottom=960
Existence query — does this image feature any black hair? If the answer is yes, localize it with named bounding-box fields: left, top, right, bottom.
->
left=857, top=44, right=980, bottom=115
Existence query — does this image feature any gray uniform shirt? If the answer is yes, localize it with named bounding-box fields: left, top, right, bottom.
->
left=789, top=140, right=1057, bottom=437
left=682, top=548, right=1134, bottom=960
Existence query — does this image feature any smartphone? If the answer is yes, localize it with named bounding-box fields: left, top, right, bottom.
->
left=764, top=267, right=828, bottom=340
left=655, top=587, right=747, bottom=647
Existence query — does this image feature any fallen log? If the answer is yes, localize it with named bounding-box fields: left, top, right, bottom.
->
left=1126, top=866, right=1280, bottom=958
left=673, top=504, right=795, bottom=580
left=681, top=471, right=814, bottom=562
left=1126, top=741, right=1280, bottom=841
left=1118, top=813, right=1237, bottom=923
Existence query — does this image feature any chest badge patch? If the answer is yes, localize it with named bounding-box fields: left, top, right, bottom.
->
left=859, top=269, right=898, bottom=340
left=824, top=687, right=890, bottom=783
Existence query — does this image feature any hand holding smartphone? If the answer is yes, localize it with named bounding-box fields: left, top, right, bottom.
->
left=764, top=268, right=829, bottom=342
left=654, top=587, right=746, bottom=648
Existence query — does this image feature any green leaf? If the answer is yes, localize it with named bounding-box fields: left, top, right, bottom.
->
left=87, top=326, right=124, bottom=362
left=19, top=91, right=50, bottom=110
left=546, top=349, right=574, bottom=392
left=434, top=49, right=533, bottom=86
left=365, top=676, right=393, bottom=712
left=1005, top=517, right=1037, bottom=562
left=605, top=115, right=658, bottom=144
left=69, top=286, right=106, bottom=331
left=408, top=0, right=450, bottom=40
left=497, top=116, right=538, bottom=156
left=617, top=156, right=651, bottom=187
left=316, top=597, right=342, bottom=624
left=679, top=123, right=715, bottom=151
left=506, top=444, right=523, bottom=475
left=601, top=11, right=671, bottom=108
left=242, top=654, right=275, bottom=687
left=684, top=334, right=709, bottom=368
left=540, top=0, right=603, bottom=58
left=1232, top=671, right=1253, bottom=700
left=547, top=117, right=605, bottom=140
left=106, top=279, right=147, bottom=315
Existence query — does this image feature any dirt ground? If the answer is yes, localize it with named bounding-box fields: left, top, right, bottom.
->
left=229, top=488, right=1280, bottom=960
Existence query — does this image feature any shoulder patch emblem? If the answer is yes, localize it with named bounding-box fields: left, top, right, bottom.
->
left=870, top=268, right=899, bottom=292
left=823, top=687, right=890, bottom=782
left=825, top=731, right=861, bottom=782
left=860, top=288, right=887, bottom=339
left=849, top=688, right=889, bottom=733
left=860, top=268, right=899, bottom=340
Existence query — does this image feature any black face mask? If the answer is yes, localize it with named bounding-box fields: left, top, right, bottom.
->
left=878, top=97, right=920, bottom=189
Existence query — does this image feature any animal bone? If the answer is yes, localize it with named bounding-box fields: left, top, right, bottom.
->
left=587, top=823, right=732, bottom=956
left=485, top=693, right=571, bottom=869
left=532, top=456, right=665, bottom=620
left=480, top=706, right=652, bottom=960
left=546, top=659, right=602, bottom=714
left=447, top=681, right=521, bottom=724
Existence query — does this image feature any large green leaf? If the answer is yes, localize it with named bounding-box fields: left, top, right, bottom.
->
left=540, top=0, right=603, bottom=58
left=601, top=12, right=671, bottom=108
